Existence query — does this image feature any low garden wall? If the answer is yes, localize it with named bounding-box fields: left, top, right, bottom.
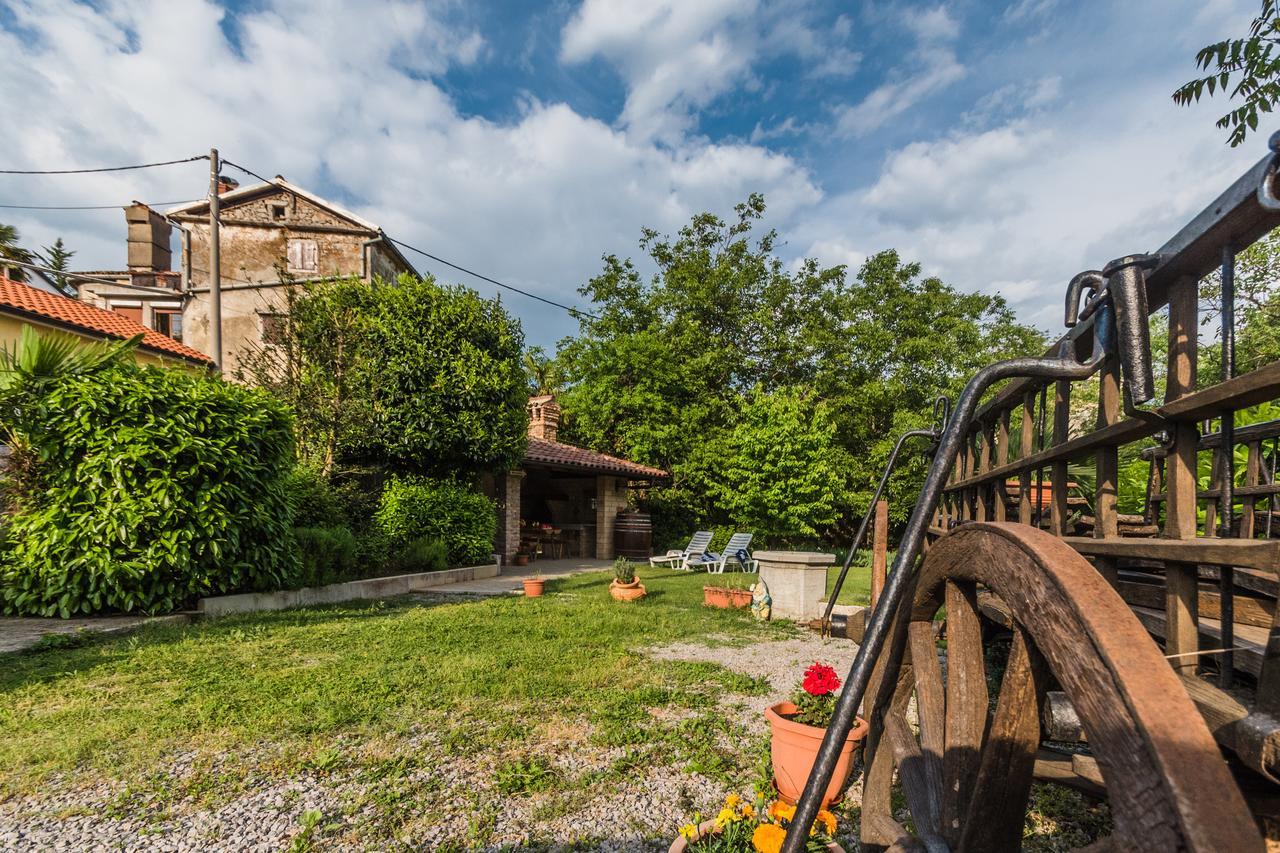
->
left=197, top=563, right=500, bottom=617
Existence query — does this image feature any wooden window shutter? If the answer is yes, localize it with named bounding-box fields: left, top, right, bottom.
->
left=286, top=239, right=302, bottom=270
left=303, top=240, right=317, bottom=271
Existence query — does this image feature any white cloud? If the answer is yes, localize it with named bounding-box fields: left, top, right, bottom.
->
left=0, top=0, right=821, bottom=346
left=559, top=0, right=863, bottom=140
left=835, top=53, right=965, bottom=137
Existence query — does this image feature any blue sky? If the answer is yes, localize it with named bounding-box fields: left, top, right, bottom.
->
left=0, top=0, right=1267, bottom=348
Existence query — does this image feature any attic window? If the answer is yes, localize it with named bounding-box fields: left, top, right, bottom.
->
left=270, top=202, right=287, bottom=221
left=286, top=238, right=317, bottom=273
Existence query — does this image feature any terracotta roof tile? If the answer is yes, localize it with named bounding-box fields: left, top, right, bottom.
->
left=0, top=277, right=213, bottom=365
left=525, top=436, right=667, bottom=479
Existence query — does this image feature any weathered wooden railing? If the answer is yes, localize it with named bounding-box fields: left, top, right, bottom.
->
left=928, top=141, right=1280, bottom=781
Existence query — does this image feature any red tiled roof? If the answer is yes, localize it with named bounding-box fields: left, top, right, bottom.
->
left=525, top=436, right=668, bottom=479
left=0, top=277, right=213, bottom=365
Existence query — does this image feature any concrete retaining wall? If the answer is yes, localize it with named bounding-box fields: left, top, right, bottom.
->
left=198, top=563, right=501, bottom=617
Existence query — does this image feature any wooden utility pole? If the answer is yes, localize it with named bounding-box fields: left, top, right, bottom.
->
left=208, top=147, right=222, bottom=368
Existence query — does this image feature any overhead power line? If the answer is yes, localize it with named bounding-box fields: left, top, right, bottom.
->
left=0, top=199, right=200, bottom=210
left=221, top=158, right=598, bottom=320
left=387, top=237, right=598, bottom=320
left=0, top=155, right=208, bottom=175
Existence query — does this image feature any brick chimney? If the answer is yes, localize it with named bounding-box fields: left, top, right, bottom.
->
left=125, top=202, right=172, bottom=274
left=528, top=394, right=560, bottom=442
left=217, top=175, right=240, bottom=195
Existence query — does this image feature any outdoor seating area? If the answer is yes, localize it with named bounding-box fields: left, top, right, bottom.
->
left=651, top=530, right=758, bottom=572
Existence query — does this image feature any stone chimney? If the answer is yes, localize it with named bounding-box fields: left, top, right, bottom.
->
left=125, top=202, right=172, bottom=274
left=528, top=394, right=560, bottom=442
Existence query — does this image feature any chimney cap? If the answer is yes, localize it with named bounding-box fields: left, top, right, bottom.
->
left=216, top=175, right=240, bottom=193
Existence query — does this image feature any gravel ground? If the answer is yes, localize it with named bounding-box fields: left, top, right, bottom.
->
left=0, top=629, right=854, bottom=851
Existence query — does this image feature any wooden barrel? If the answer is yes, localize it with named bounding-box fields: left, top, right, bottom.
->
left=614, top=509, right=652, bottom=559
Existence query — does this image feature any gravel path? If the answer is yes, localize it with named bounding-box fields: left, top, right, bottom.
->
left=0, top=629, right=856, bottom=851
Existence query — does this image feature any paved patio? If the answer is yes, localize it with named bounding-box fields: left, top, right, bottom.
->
left=0, top=613, right=192, bottom=655
left=430, top=557, right=614, bottom=595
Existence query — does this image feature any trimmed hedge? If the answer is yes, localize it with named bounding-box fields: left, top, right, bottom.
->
left=0, top=363, right=298, bottom=616
left=373, top=477, right=495, bottom=567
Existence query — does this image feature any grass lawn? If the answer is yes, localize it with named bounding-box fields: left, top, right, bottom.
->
left=0, top=567, right=799, bottom=847
left=824, top=564, right=873, bottom=606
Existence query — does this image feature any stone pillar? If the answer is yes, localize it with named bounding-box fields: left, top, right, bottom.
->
left=594, top=475, right=627, bottom=559
left=494, top=470, right=525, bottom=560
left=756, top=551, right=835, bottom=621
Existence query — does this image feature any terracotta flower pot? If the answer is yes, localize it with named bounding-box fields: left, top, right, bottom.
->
left=610, top=579, right=647, bottom=601
left=703, top=586, right=730, bottom=608
left=668, top=819, right=845, bottom=853
left=522, top=577, right=545, bottom=597
left=513, top=553, right=530, bottom=566
left=765, top=701, right=869, bottom=807
left=726, top=588, right=753, bottom=609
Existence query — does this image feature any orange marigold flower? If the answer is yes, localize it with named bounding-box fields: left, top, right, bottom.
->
left=725, top=793, right=742, bottom=809
left=815, top=809, right=837, bottom=835
left=752, top=823, right=787, bottom=853
left=740, top=802, right=756, bottom=819
left=767, top=800, right=796, bottom=822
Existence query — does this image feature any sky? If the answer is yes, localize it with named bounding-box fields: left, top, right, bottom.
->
left=0, top=0, right=1269, bottom=349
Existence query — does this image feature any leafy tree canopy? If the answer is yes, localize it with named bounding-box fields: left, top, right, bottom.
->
left=553, top=194, right=1044, bottom=545
left=238, top=274, right=527, bottom=480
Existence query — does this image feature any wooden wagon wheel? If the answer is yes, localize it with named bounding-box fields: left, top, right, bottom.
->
left=858, top=522, right=1261, bottom=852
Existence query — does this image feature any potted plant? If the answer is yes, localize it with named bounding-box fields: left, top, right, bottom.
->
left=703, top=582, right=731, bottom=608
left=609, top=557, right=647, bottom=601
left=765, top=663, right=869, bottom=807
left=513, top=551, right=531, bottom=567
left=669, top=792, right=843, bottom=852
left=522, top=568, right=545, bottom=597
left=726, top=579, right=753, bottom=609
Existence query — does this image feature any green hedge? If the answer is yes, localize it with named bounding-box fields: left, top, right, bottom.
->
left=0, top=362, right=298, bottom=616
left=293, top=526, right=359, bottom=587
left=373, top=477, right=495, bottom=567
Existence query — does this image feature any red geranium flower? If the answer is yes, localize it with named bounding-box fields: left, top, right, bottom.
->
left=802, top=662, right=841, bottom=696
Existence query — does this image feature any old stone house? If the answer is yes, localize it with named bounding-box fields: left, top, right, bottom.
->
left=167, top=176, right=415, bottom=374
left=76, top=177, right=415, bottom=374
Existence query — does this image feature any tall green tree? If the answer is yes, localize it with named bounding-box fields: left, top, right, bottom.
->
left=1174, top=0, right=1280, bottom=146
left=554, top=196, right=1043, bottom=544
left=237, top=274, right=528, bottom=480
left=36, top=237, right=76, bottom=296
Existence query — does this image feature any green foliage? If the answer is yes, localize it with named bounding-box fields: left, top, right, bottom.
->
left=0, top=221, right=34, bottom=282
left=612, top=557, right=636, bottom=584
left=553, top=195, right=1043, bottom=545
left=293, top=526, right=360, bottom=588
left=373, top=476, right=496, bottom=567
left=687, top=390, right=848, bottom=543
left=283, top=465, right=348, bottom=528
left=1173, top=1, right=1280, bottom=146
left=396, top=535, right=449, bottom=573
left=236, top=275, right=527, bottom=479
left=0, top=337, right=297, bottom=616
left=493, top=756, right=557, bottom=795
left=361, top=276, right=528, bottom=476
left=36, top=237, right=76, bottom=296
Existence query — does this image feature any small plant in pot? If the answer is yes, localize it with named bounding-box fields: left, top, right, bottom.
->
left=609, top=557, right=647, bottom=601
left=668, top=792, right=843, bottom=852
left=522, top=568, right=544, bottom=597
left=764, top=663, right=868, bottom=807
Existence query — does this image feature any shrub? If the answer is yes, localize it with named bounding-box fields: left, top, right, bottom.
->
left=395, top=536, right=449, bottom=573
left=0, top=357, right=297, bottom=616
left=283, top=465, right=347, bottom=528
left=293, top=526, right=359, bottom=587
left=612, top=557, right=636, bottom=584
left=374, top=476, right=496, bottom=567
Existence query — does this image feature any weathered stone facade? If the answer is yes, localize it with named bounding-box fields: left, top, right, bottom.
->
left=166, top=179, right=413, bottom=373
